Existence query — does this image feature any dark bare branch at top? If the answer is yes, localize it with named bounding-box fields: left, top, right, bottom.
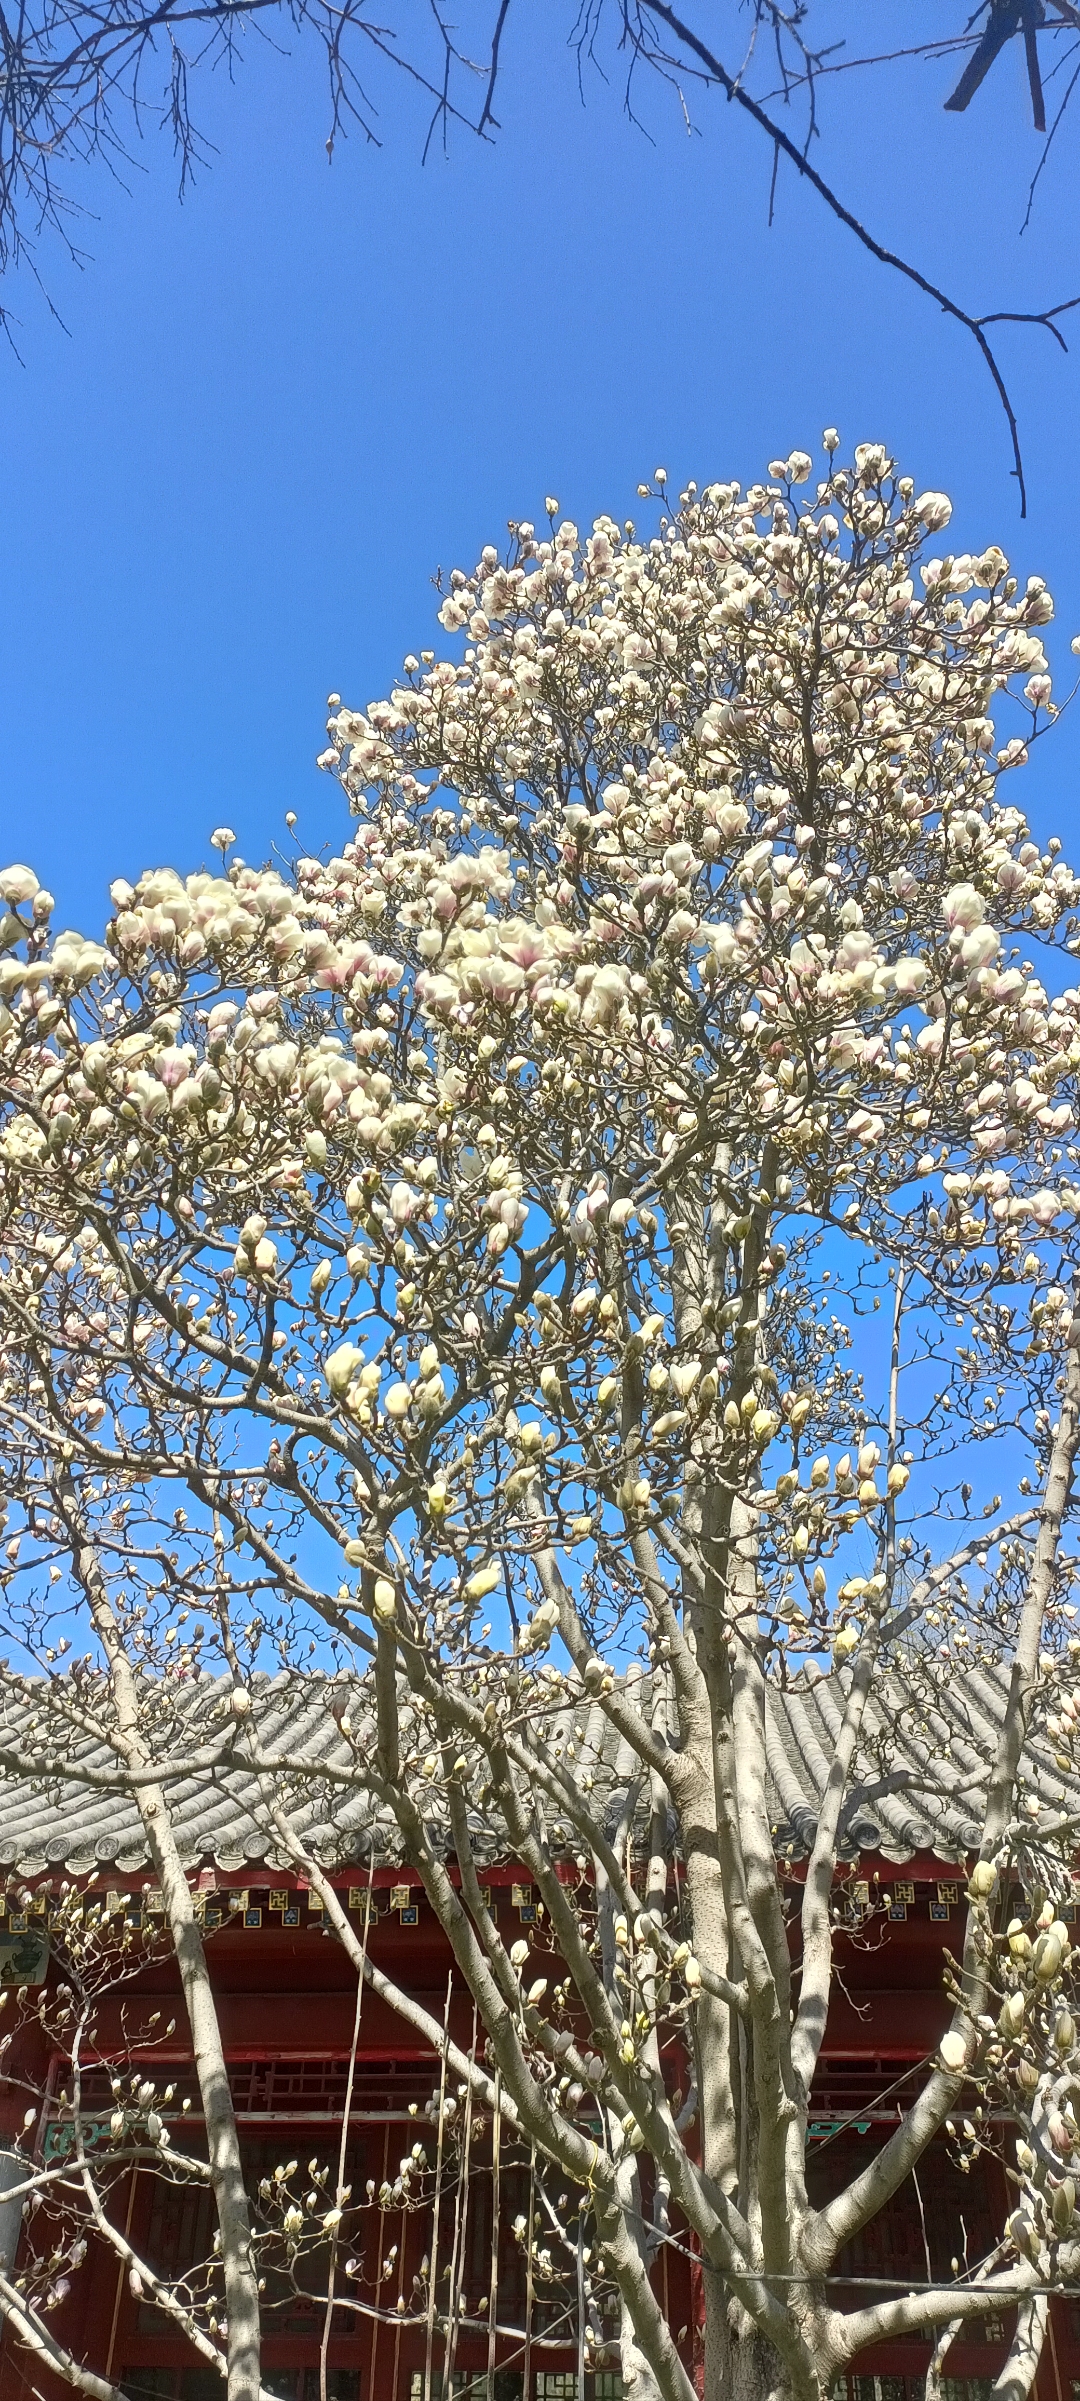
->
left=616, top=1, right=1080, bottom=512
left=3, top=0, right=1080, bottom=498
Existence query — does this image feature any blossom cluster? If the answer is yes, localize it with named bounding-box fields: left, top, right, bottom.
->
left=0, top=444, right=1078, bottom=1676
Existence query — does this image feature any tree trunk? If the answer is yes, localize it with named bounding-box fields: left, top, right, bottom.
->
left=620, top=2305, right=666, bottom=2398
left=56, top=1479, right=263, bottom=2401
left=703, top=2278, right=797, bottom=2401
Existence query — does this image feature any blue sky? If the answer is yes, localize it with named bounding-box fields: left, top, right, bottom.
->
left=3, top=3, right=1080, bottom=929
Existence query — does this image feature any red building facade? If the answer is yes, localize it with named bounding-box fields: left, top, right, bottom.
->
left=0, top=1848, right=1066, bottom=2401
left=0, top=1661, right=1073, bottom=2401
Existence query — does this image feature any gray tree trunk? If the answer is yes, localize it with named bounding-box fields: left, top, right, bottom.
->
left=703, top=2279, right=800, bottom=2401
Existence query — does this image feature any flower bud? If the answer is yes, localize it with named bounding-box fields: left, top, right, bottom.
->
left=1034, top=1931, right=1064, bottom=1981
left=0, top=866, right=38, bottom=904
left=914, top=491, right=953, bottom=532
left=326, top=1345, right=362, bottom=1398
left=1007, top=2207, right=1037, bottom=2259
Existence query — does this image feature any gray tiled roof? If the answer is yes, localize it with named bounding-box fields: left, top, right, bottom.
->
left=0, top=1662, right=1069, bottom=1876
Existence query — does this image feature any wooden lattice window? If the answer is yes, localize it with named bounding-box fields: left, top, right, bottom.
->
left=121, top=2374, right=361, bottom=2400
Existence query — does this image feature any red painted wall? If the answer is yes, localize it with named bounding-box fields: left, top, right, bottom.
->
left=0, top=1860, right=1067, bottom=2401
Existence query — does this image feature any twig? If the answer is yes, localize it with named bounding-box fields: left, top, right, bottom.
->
left=638, top=0, right=1080, bottom=513
left=477, top=0, right=512, bottom=134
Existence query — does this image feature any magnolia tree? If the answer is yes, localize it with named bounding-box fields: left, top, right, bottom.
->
left=5, top=444, right=1080, bottom=2401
